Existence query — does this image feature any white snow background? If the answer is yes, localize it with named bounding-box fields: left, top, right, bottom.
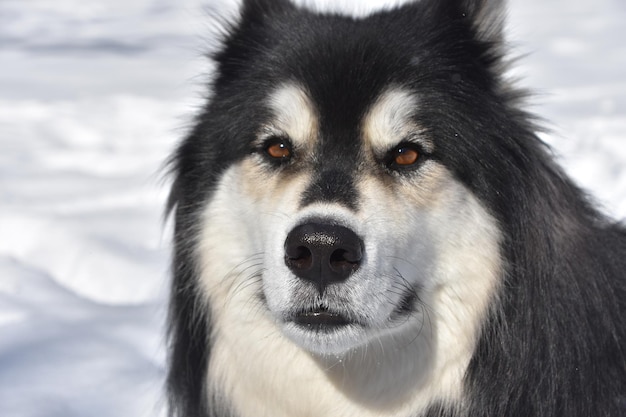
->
left=0, top=0, right=624, bottom=416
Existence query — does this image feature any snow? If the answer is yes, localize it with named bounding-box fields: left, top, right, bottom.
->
left=0, top=0, right=624, bottom=416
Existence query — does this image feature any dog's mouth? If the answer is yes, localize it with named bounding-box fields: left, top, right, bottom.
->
left=293, top=308, right=351, bottom=329
left=279, top=291, right=418, bottom=354
left=288, top=306, right=359, bottom=332
left=281, top=306, right=367, bottom=354
left=284, top=288, right=417, bottom=333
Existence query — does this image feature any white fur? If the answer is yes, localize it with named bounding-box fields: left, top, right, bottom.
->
left=363, top=88, right=433, bottom=154
left=264, top=83, right=318, bottom=149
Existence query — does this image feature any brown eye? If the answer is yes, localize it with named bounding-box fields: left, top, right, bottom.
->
left=393, top=146, right=420, bottom=166
left=265, top=139, right=291, bottom=159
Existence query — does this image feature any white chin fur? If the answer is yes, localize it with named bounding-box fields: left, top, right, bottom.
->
left=281, top=322, right=370, bottom=356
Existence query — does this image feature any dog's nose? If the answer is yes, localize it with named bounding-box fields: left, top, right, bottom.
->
left=284, top=223, right=364, bottom=295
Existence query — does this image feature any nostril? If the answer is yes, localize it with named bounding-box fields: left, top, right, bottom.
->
left=329, top=249, right=361, bottom=274
left=287, top=246, right=313, bottom=270
left=330, top=249, right=348, bottom=264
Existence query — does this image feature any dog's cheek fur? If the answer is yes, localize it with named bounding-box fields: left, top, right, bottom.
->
left=355, top=166, right=503, bottom=407
left=195, top=162, right=335, bottom=417
left=195, top=159, right=309, bottom=321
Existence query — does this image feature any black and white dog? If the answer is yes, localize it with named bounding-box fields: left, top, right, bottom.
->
left=166, top=0, right=626, bottom=415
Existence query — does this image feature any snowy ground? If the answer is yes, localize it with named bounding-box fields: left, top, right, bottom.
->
left=0, top=0, right=624, bottom=416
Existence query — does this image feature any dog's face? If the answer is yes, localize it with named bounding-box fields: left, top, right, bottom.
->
left=174, top=0, right=513, bottom=367
left=166, top=0, right=541, bottom=413
left=196, top=79, right=502, bottom=357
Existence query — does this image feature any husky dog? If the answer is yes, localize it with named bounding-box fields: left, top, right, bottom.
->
left=166, top=0, right=626, bottom=416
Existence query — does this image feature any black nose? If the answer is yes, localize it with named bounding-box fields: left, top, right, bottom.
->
left=284, top=223, right=364, bottom=295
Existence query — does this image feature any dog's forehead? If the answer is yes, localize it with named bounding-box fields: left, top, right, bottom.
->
left=266, top=83, right=426, bottom=151
left=266, top=83, right=319, bottom=147
left=363, top=88, right=433, bottom=153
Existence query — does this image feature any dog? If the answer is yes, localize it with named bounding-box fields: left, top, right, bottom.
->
left=165, top=0, right=626, bottom=416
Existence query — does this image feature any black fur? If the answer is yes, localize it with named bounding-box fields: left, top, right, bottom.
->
left=167, top=0, right=626, bottom=416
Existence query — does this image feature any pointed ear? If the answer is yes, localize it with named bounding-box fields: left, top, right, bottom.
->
left=423, top=0, right=505, bottom=45
left=240, top=0, right=295, bottom=25
left=208, top=0, right=296, bottom=82
left=462, top=0, right=505, bottom=44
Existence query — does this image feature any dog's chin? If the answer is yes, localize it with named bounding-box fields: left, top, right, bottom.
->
left=274, top=307, right=369, bottom=355
left=281, top=318, right=370, bottom=356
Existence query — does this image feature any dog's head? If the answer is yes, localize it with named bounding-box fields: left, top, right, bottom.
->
left=171, top=0, right=525, bottom=358
left=204, top=81, right=503, bottom=357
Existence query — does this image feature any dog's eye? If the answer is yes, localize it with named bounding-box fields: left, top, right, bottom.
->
left=389, top=144, right=420, bottom=168
left=394, top=147, right=419, bottom=165
left=263, top=137, right=292, bottom=160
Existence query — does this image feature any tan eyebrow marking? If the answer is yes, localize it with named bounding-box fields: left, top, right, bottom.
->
left=363, top=88, right=433, bottom=154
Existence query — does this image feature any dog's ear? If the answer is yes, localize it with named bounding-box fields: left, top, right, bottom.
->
left=405, top=0, right=506, bottom=73
left=460, top=0, right=505, bottom=44
left=209, top=0, right=296, bottom=83
left=240, top=0, right=295, bottom=21
left=435, top=0, right=505, bottom=44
